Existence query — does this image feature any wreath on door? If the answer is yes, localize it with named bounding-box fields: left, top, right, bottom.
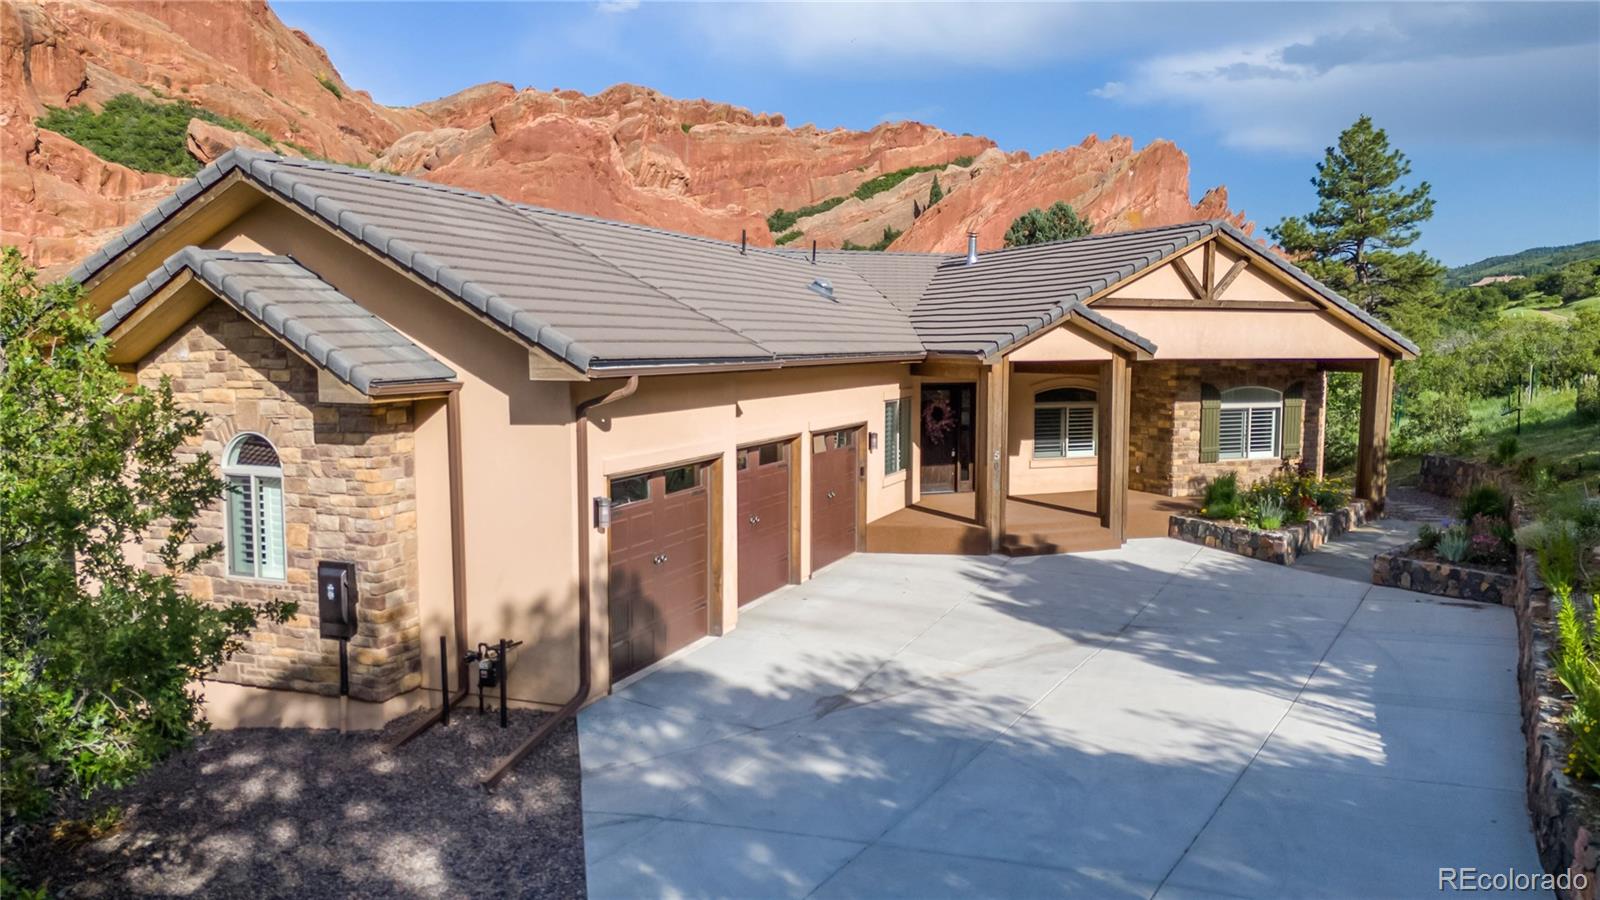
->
left=923, top=395, right=956, bottom=442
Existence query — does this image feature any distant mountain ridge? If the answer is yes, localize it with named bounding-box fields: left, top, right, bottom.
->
left=2, top=0, right=1249, bottom=273
left=1447, top=240, right=1600, bottom=288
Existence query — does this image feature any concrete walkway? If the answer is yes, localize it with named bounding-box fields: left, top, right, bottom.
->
left=579, top=539, right=1542, bottom=899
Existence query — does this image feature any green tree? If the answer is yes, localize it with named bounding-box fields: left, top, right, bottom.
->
left=1003, top=201, right=1093, bottom=248
left=1269, top=115, right=1444, bottom=318
left=927, top=174, right=944, bottom=208
left=0, top=249, right=291, bottom=835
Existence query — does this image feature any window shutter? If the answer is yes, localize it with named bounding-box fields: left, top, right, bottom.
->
left=1281, top=381, right=1305, bottom=459
left=884, top=401, right=898, bottom=474
left=1066, top=407, right=1096, bottom=456
left=1199, top=383, right=1221, bottom=463
left=1034, top=407, right=1064, bottom=458
left=1248, top=408, right=1278, bottom=456
left=258, top=476, right=286, bottom=580
left=227, top=475, right=254, bottom=574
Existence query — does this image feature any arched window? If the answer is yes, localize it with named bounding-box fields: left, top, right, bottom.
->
left=224, top=433, right=286, bottom=580
left=1219, top=386, right=1282, bottom=460
left=1034, top=387, right=1097, bottom=459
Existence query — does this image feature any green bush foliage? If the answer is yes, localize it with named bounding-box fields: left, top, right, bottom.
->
left=842, top=226, right=902, bottom=253
left=36, top=94, right=275, bottom=177
left=1438, top=527, right=1470, bottom=562
left=0, top=249, right=293, bottom=838
left=1394, top=390, right=1471, bottom=455
left=1197, top=471, right=1349, bottom=528
left=927, top=174, right=944, bottom=208
left=316, top=73, right=343, bottom=99
left=1252, top=496, right=1287, bottom=530
left=774, top=230, right=803, bottom=246
left=1552, top=584, right=1600, bottom=780
left=1491, top=435, right=1520, bottom=466
left=952, top=155, right=976, bottom=167
left=1578, top=380, right=1600, bottom=424
left=1459, top=482, right=1512, bottom=521
left=1417, top=522, right=1442, bottom=550
left=1200, top=472, right=1240, bottom=519
left=766, top=197, right=847, bottom=234
left=1003, top=202, right=1093, bottom=248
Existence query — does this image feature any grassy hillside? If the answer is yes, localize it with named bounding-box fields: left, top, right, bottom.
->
left=1447, top=239, right=1600, bottom=288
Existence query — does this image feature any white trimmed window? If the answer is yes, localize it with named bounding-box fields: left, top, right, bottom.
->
left=883, top=398, right=909, bottom=475
left=1219, top=387, right=1281, bottom=460
left=1033, top=387, right=1097, bottom=459
left=224, top=433, right=286, bottom=580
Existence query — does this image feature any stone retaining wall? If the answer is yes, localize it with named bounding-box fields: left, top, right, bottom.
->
left=1371, top=549, right=1517, bottom=604
left=1513, top=553, right=1600, bottom=898
left=1167, top=501, right=1368, bottom=566
left=1420, top=452, right=1514, bottom=499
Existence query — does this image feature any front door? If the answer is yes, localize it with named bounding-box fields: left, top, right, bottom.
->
left=920, top=383, right=975, bottom=493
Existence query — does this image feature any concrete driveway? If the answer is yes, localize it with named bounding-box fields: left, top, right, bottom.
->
left=578, top=538, right=1543, bottom=899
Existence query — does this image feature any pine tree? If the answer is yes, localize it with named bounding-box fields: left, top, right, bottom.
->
left=927, top=174, right=944, bottom=208
left=1003, top=201, right=1092, bottom=248
left=1269, top=115, right=1443, bottom=317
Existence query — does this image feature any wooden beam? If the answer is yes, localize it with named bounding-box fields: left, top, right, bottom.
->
left=1091, top=296, right=1316, bottom=311
left=1173, top=256, right=1206, bottom=300
left=1212, top=258, right=1249, bottom=300
left=1355, top=356, right=1394, bottom=512
left=976, top=361, right=1010, bottom=553
left=1097, top=354, right=1132, bottom=541
left=1203, top=242, right=1217, bottom=299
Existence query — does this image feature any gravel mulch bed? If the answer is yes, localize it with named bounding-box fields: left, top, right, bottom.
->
left=18, top=707, right=585, bottom=899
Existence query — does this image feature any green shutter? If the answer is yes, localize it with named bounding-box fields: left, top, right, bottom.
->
left=1281, top=381, right=1305, bottom=459
left=1199, top=383, right=1221, bottom=463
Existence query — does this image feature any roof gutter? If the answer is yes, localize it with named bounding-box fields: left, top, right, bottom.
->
left=586, top=351, right=925, bottom=379
left=482, top=374, right=640, bottom=790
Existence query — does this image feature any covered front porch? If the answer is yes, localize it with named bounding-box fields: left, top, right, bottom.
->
left=865, top=489, right=1192, bottom=555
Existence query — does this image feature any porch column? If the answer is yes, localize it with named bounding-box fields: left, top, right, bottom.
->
left=1356, top=355, right=1395, bottom=512
left=976, top=360, right=1010, bottom=553
left=1097, top=353, right=1132, bottom=542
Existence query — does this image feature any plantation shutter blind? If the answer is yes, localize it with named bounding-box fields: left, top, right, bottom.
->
left=1281, top=381, right=1305, bottom=459
left=1066, top=407, right=1096, bottom=456
left=1034, top=406, right=1064, bottom=458
left=884, top=399, right=909, bottom=475
left=1248, top=408, right=1278, bottom=456
left=1199, top=384, right=1221, bottom=463
left=227, top=475, right=255, bottom=574
left=258, top=476, right=286, bottom=579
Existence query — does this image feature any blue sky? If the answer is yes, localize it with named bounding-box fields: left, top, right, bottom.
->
left=273, top=1, right=1599, bottom=266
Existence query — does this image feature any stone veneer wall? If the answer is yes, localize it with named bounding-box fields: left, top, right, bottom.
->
left=1371, top=550, right=1517, bottom=604
left=1167, top=501, right=1368, bottom=566
left=1419, top=452, right=1514, bottom=499
left=1513, top=551, right=1600, bottom=898
left=136, top=301, right=422, bottom=702
left=1129, top=362, right=1326, bottom=497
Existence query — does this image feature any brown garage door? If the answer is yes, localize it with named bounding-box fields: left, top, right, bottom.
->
left=737, top=441, right=791, bottom=606
left=607, top=464, right=710, bottom=682
left=810, top=428, right=860, bottom=573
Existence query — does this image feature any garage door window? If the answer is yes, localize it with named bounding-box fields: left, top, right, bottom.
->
left=611, top=475, right=649, bottom=505
left=664, top=465, right=700, bottom=493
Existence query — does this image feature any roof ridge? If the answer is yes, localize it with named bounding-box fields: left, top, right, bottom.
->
left=945, top=219, right=1218, bottom=268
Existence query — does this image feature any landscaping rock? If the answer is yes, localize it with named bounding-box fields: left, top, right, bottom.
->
left=1371, top=549, right=1517, bottom=605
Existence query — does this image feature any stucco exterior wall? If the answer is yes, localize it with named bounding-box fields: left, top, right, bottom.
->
left=1129, top=361, right=1326, bottom=497
left=1007, top=370, right=1100, bottom=495
left=135, top=301, right=422, bottom=703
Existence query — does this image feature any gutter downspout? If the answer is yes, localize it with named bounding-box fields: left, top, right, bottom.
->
left=389, top=387, right=471, bottom=748
left=482, top=375, right=639, bottom=790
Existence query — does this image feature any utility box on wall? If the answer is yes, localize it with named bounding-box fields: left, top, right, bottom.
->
left=317, top=561, right=358, bottom=640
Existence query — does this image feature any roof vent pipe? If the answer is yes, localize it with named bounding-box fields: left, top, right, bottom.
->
left=966, top=231, right=979, bottom=266
left=811, top=240, right=817, bottom=264
left=740, top=229, right=747, bottom=255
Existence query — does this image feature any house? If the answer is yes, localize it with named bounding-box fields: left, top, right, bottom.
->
left=73, top=150, right=1417, bottom=730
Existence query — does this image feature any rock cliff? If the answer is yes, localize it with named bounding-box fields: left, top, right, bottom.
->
left=1, top=0, right=1250, bottom=273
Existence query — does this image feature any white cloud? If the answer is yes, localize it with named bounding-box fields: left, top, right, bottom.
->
left=1091, top=3, right=1599, bottom=152
left=596, top=0, right=640, bottom=13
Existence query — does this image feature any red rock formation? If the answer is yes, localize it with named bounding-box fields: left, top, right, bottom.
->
left=1, top=0, right=1248, bottom=271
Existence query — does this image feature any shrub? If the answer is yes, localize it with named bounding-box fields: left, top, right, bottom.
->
left=774, top=230, right=803, bottom=246
left=36, top=94, right=275, bottom=177
left=680, top=122, right=693, bottom=134
left=1578, top=380, right=1600, bottom=424
left=1253, top=496, right=1287, bottom=530
left=1395, top=389, right=1472, bottom=455
left=1535, top=519, right=1583, bottom=592
left=317, top=73, right=343, bottom=99
left=1417, top=523, right=1442, bottom=551
left=1438, top=527, right=1471, bottom=562
left=767, top=196, right=847, bottom=234
left=1552, top=585, right=1600, bottom=779
left=1200, top=472, right=1240, bottom=518
left=1466, top=514, right=1512, bottom=565
left=1491, top=435, right=1520, bottom=466
left=952, top=155, right=976, bottom=167
left=1460, top=482, right=1512, bottom=522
